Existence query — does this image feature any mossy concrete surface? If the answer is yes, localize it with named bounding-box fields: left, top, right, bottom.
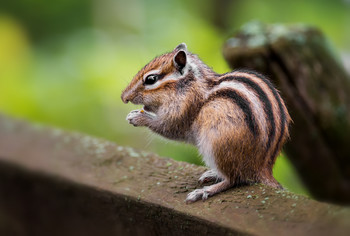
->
left=0, top=114, right=349, bottom=236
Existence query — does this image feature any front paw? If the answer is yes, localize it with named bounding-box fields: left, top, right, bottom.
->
left=126, top=110, right=143, bottom=126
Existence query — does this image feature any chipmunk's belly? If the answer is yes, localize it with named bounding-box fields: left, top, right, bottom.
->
left=198, top=139, right=222, bottom=176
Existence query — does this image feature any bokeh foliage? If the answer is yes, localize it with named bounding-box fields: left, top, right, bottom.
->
left=1, top=0, right=349, bottom=196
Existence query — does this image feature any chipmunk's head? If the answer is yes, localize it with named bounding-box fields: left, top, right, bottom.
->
left=121, top=43, right=200, bottom=115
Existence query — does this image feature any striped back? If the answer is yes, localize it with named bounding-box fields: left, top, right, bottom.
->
left=207, top=69, right=290, bottom=167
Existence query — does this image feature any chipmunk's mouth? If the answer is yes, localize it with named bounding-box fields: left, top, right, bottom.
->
left=143, top=105, right=153, bottom=112
left=142, top=105, right=157, bottom=117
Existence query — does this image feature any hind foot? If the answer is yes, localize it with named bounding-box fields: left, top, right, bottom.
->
left=186, top=179, right=232, bottom=203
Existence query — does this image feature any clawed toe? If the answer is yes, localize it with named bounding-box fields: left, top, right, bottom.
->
left=185, top=188, right=209, bottom=203
left=185, top=179, right=232, bottom=203
left=198, top=169, right=220, bottom=184
left=198, top=176, right=213, bottom=184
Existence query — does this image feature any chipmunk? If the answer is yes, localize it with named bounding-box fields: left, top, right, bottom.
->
left=121, top=43, right=291, bottom=203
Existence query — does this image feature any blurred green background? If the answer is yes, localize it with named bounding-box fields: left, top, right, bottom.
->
left=1, top=0, right=349, bottom=196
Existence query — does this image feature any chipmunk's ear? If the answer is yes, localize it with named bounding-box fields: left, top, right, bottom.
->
left=174, top=43, right=187, bottom=51
left=173, top=50, right=187, bottom=72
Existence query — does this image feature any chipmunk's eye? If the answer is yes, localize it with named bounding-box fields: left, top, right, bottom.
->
left=144, top=74, right=159, bottom=85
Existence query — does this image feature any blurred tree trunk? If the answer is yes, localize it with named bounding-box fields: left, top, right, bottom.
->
left=223, top=21, right=350, bottom=204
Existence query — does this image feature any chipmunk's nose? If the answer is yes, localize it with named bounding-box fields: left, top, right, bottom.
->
left=121, top=89, right=134, bottom=104
left=121, top=93, right=130, bottom=104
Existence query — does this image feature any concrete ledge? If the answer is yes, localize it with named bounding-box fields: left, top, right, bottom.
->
left=0, top=114, right=349, bottom=236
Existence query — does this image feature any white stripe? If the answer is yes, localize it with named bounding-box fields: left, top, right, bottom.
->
left=187, top=56, right=201, bottom=78
left=144, top=74, right=179, bottom=90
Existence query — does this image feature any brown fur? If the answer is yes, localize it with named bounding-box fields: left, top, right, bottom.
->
left=121, top=43, right=291, bottom=202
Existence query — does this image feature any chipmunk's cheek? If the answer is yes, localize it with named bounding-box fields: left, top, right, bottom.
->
left=132, top=94, right=144, bottom=105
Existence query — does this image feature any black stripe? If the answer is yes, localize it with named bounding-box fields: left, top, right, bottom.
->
left=233, top=69, right=277, bottom=91
left=208, top=89, right=259, bottom=137
left=235, top=69, right=287, bottom=165
left=268, top=94, right=286, bottom=166
left=218, top=75, right=276, bottom=152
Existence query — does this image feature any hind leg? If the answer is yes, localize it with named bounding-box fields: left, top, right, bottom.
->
left=186, top=178, right=233, bottom=203
left=260, top=175, right=283, bottom=189
left=259, top=168, right=283, bottom=189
